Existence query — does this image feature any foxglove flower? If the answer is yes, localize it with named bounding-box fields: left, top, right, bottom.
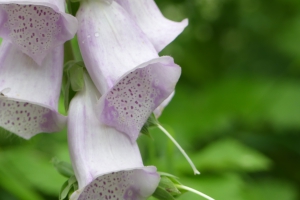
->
left=77, top=0, right=181, bottom=142
left=68, top=74, right=160, bottom=200
left=98, top=57, right=181, bottom=142
left=115, top=0, right=188, bottom=52
left=0, top=41, right=66, bottom=139
left=0, top=0, right=78, bottom=65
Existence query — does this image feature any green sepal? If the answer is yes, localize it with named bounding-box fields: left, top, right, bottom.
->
left=152, top=176, right=182, bottom=200
left=51, top=157, right=74, bottom=178
left=141, top=113, right=159, bottom=138
left=146, top=113, right=159, bottom=127
left=159, top=177, right=181, bottom=196
left=68, top=62, right=85, bottom=92
left=62, top=60, right=85, bottom=111
left=152, top=186, right=176, bottom=200
left=140, top=125, right=153, bottom=139
left=152, top=172, right=191, bottom=199
left=59, top=176, right=78, bottom=200
left=64, top=61, right=85, bottom=92
left=158, top=172, right=182, bottom=185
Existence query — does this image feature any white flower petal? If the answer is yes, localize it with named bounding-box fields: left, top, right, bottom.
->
left=76, top=0, right=158, bottom=94
left=98, top=56, right=181, bottom=142
left=0, top=40, right=66, bottom=139
left=0, top=0, right=78, bottom=65
left=68, top=74, right=160, bottom=199
left=115, top=0, right=188, bottom=51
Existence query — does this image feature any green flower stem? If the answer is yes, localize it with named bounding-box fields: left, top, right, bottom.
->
left=175, top=184, right=214, bottom=200
left=70, top=35, right=83, bottom=61
left=157, top=124, right=200, bottom=175
left=66, top=0, right=82, bottom=61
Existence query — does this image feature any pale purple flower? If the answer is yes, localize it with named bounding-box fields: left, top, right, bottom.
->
left=98, top=57, right=181, bottom=142
left=0, top=40, right=66, bottom=139
left=115, top=0, right=188, bottom=52
left=68, top=74, right=160, bottom=200
left=77, top=0, right=181, bottom=142
left=0, top=0, right=78, bottom=65
left=77, top=0, right=158, bottom=94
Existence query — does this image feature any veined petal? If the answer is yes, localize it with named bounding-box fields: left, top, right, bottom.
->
left=98, top=56, right=181, bottom=142
left=115, top=0, right=188, bottom=52
left=77, top=0, right=158, bottom=94
left=0, top=41, right=66, bottom=139
left=154, top=91, right=175, bottom=118
left=68, top=74, right=160, bottom=200
left=0, top=0, right=78, bottom=65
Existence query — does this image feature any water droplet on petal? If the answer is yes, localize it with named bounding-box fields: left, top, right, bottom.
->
left=95, top=32, right=99, bottom=37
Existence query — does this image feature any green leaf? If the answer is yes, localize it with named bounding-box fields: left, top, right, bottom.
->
left=176, top=173, right=243, bottom=200
left=0, top=146, right=66, bottom=196
left=178, top=138, right=272, bottom=173
left=241, top=178, right=297, bottom=200
left=0, top=163, right=43, bottom=200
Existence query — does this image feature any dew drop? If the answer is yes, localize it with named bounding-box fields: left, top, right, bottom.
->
left=95, top=32, right=99, bottom=37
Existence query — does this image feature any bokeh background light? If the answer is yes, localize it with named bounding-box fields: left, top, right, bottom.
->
left=1, top=0, right=300, bottom=199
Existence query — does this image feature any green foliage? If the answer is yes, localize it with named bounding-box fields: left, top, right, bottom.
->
left=180, top=138, right=272, bottom=173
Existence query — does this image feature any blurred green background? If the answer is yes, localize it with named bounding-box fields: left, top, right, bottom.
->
left=1, top=0, right=300, bottom=199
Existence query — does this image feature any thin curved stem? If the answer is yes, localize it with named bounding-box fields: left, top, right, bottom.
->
left=175, top=184, right=214, bottom=200
left=157, top=124, right=200, bottom=175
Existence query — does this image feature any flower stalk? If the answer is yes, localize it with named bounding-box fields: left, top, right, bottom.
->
left=158, top=124, right=200, bottom=175
left=175, top=185, right=215, bottom=200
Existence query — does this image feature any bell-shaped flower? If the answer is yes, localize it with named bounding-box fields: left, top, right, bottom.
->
left=68, top=74, right=160, bottom=200
left=77, top=0, right=181, bottom=142
left=98, top=57, right=181, bottom=142
left=77, top=0, right=158, bottom=94
left=114, top=0, right=188, bottom=52
left=0, top=0, right=78, bottom=65
left=0, top=40, right=66, bottom=139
